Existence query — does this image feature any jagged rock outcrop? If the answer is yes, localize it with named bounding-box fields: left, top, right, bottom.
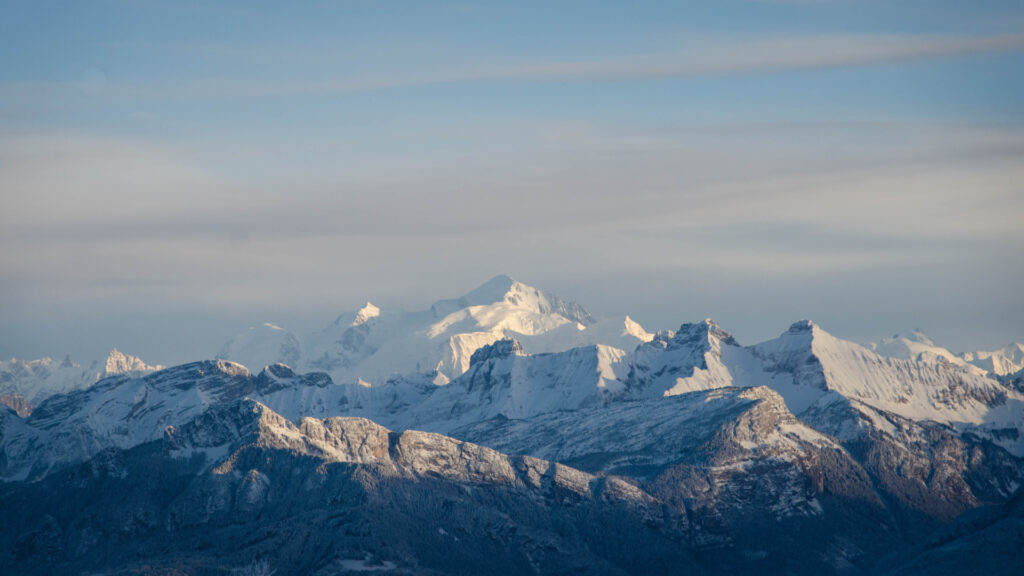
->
left=0, top=401, right=698, bottom=576
left=2, top=283, right=1023, bottom=576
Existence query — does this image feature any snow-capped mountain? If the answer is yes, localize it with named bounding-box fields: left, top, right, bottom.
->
left=625, top=319, right=739, bottom=397
left=747, top=321, right=1018, bottom=426
left=1, top=360, right=253, bottom=481
left=3, top=399, right=699, bottom=576
left=0, top=356, right=95, bottom=405
left=3, top=276, right=1023, bottom=575
left=456, top=385, right=840, bottom=480
left=7, top=323, right=1021, bottom=488
left=869, top=329, right=976, bottom=369
left=5, top=377, right=1016, bottom=574
left=962, top=342, right=1024, bottom=376
left=621, top=319, right=1024, bottom=455
left=222, top=274, right=652, bottom=387
left=217, top=322, right=301, bottom=372
left=102, top=348, right=160, bottom=374
left=394, top=340, right=630, bottom=432
left=870, top=331, right=1024, bottom=379
left=0, top=348, right=162, bottom=407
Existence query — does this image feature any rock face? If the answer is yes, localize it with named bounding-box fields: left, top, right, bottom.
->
left=0, top=400, right=699, bottom=576
left=1, top=278, right=1023, bottom=575
left=0, top=360, right=253, bottom=481
left=0, top=349, right=162, bottom=408
left=0, top=394, right=32, bottom=417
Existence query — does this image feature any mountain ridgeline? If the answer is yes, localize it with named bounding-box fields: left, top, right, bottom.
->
left=1, top=276, right=1022, bottom=575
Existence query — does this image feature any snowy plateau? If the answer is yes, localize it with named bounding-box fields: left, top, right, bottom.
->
left=2, top=275, right=1023, bottom=575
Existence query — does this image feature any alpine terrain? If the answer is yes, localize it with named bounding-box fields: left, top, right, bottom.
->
left=1, top=276, right=1021, bottom=575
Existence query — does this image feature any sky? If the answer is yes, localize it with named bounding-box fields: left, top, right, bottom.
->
left=1, top=0, right=1023, bottom=366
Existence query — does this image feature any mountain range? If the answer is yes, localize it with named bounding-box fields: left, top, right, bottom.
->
left=1, top=275, right=1022, bottom=575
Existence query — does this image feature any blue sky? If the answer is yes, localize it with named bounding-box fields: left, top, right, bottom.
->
left=1, top=1, right=1023, bottom=364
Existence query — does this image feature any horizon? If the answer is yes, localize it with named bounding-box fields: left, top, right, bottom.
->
left=2, top=271, right=1021, bottom=368
left=2, top=1, right=1023, bottom=365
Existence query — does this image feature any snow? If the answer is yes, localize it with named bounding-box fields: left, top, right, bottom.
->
left=352, top=302, right=381, bottom=326
left=869, top=330, right=979, bottom=372
left=0, top=360, right=253, bottom=481
left=622, top=315, right=653, bottom=342
left=0, top=349, right=161, bottom=405
left=396, top=342, right=631, bottom=432
left=961, top=342, right=1024, bottom=376
left=4, top=275, right=1023, bottom=486
left=217, top=323, right=301, bottom=373
left=228, top=275, right=647, bottom=388
left=104, top=348, right=162, bottom=376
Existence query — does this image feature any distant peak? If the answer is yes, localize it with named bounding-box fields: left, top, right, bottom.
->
left=104, top=348, right=160, bottom=375
left=469, top=339, right=526, bottom=367
left=434, top=275, right=594, bottom=326
left=623, top=316, right=653, bottom=341
left=460, top=274, right=518, bottom=305
left=889, top=329, right=935, bottom=346
left=787, top=319, right=818, bottom=333
left=261, top=363, right=296, bottom=379
left=353, top=302, right=381, bottom=327
left=488, top=273, right=515, bottom=286
left=261, top=322, right=285, bottom=331
left=214, top=359, right=251, bottom=377
left=676, top=319, right=738, bottom=346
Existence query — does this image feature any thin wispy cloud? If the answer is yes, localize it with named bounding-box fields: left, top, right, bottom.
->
left=3, top=121, right=1021, bottom=274
left=3, top=33, right=1023, bottom=100
left=2, top=1, right=1022, bottom=361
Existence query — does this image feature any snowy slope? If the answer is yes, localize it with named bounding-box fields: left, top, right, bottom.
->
left=7, top=317, right=1020, bottom=481
left=625, top=319, right=739, bottom=397
left=103, top=348, right=160, bottom=374
left=615, top=319, right=1024, bottom=455
left=0, top=360, right=252, bottom=481
left=751, top=322, right=1021, bottom=430
left=255, top=340, right=631, bottom=433
left=962, top=343, right=1024, bottom=376
left=0, top=357, right=93, bottom=404
left=0, top=349, right=162, bottom=405
left=398, top=340, right=630, bottom=432
left=869, top=330, right=978, bottom=370
left=217, top=322, right=301, bottom=372
left=0, top=339, right=633, bottom=480
left=225, top=275, right=652, bottom=387
left=309, top=275, right=592, bottom=384
left=455, top=386, right=836, bottom=478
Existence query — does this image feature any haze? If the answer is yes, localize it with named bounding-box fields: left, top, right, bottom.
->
left=1, top=1, right=1022, bottom=366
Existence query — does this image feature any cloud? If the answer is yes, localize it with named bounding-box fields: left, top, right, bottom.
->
left=2, top=121, right=1021, bottom=300
left=3, top=33, right=1023, bottom=101
left=2, top=121, right=1022, bottom=361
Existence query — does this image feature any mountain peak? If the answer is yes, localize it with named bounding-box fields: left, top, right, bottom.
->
left=675, top=318, right=738, bottom=347
left=469, top=339, right=527, bottom=367
left=787, top=319, right=818, bottom=334
left=961, top=341, right=1024, bottom=376
left=899, top=329, right=936, bottom=346
left=431, top=275, right=594, bottom=327
left=254, top=363, right=331, bottom=394
left=869, top=329, right=968, bottom=368
left=622, top=316, right=653, bottom=341
left=352, top=302, right=380, bottom=327
left=103, top=348, right=160, bottom=376
left=460, top=274, right=518, bottom=306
